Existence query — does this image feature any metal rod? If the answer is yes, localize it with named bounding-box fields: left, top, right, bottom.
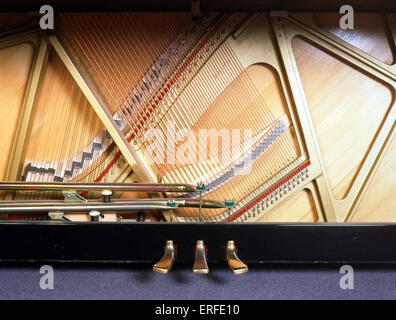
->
left=0, top=198, right=227, bottom=208
left=0, top=182, right=196, bottom=193
left=0, top=198, right=230, bottom=214
left=181, top=199, right=226, bottom=209
left=109, top=199, right=226, bottom=208
left=0, top=202, right=176, bottom=214
left=199, top=191, right=202, bottom=222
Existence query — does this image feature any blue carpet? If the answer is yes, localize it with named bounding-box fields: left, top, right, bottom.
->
left=0, top=263, right=395, bottom=300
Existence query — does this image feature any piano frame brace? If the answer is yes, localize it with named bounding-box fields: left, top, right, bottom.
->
left=1, top=222, right=396, bottom=264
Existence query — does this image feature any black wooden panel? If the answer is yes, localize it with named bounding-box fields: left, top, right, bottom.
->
left=0, top=222, right=396, bottom=263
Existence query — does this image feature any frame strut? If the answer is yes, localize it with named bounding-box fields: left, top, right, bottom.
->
left=48, top=35, right=157, bottom=183
left=270, top=15, right=396, bottom=222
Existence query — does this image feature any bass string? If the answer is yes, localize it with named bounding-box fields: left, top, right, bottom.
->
left=125, top=13, right=219, bottom=139
left=70, top=12, right=189, bottom=127
left=99, top=13, right=224, bottom=188
left=26, top=53, right=74, bottom=199
left=36, top=53, right=69, bottom=197
left=95, top=12, right=189, bottom=129
left=57, top=13, right=140, bottom=182
left=57, top=13, right=198, bottom=185
left=16, top=13, right=204, bottom=202
left=35, top=52, right=105, bottom=188
left=114, top=13, right=214, bottom=145
left=92, top=14, right=227, bottom=188
left=129, top=13, right=229, bottom=145
left=79, top=12, right=197, bottom=184
left=134, top=18, right=239, bottom=186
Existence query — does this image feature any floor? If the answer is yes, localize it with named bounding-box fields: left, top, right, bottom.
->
left=0, top=263, right=395, bottom=299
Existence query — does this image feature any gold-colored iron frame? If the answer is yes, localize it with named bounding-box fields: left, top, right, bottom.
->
left=0, top=12, right=394, bottom=223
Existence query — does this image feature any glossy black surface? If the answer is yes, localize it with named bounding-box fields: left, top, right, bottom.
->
left=0, top=222, right=395, bottom=263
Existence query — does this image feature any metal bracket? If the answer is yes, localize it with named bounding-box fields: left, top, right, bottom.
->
left=48, top=211, right=70, bottom=221
left=62, top=190, right=87, bottom=203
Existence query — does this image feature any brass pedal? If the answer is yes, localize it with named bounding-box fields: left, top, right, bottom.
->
left=226, top=241, right=248, bottom=274
left=192, top=240, right=209, bottom=274
left=153, top=240, right=176, bottom=274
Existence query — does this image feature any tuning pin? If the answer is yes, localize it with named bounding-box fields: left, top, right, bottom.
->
left=192, top=240, right=209, bottom=274
left=225, top=241, right=248, bottom=274
left=153, top=240, right=176, bottom=274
